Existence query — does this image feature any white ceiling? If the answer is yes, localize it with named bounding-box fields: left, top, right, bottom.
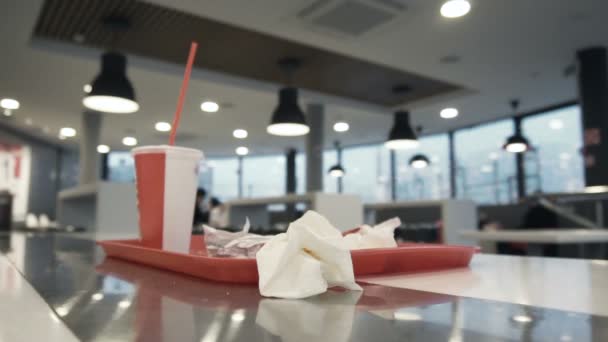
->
left=1, top=0, right=607, bottom=157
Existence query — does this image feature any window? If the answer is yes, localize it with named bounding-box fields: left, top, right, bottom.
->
left=455, top=119, right=516, bottom=204
left=321, top=144, right=391, bottom=203
left=522, top=105, right=584, bottom=193
left=242, top=155, right=285, bottom=197
left=344, top=144, right=391, bottom=203
left=107, top=152, right=135, bottom=183
left=394, top=134, right=450, bottom=201
left=206, top=158, right=238, bottom=200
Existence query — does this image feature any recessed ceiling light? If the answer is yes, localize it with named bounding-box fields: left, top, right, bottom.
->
left=60, top=127, right=77, bottom=137
left=201, top=101, right=219, bottom=113
left=0, top=98, right=20, bottom=110
left=549, top=119, right=564, bottom=130
left=97, top=144, right=110, bottom=154
left=333, top=121, right=350, bottom=132
left=83, top=84, right=92, bottom=93
left=24, top=118, right=33, bottom=126
left=440, top=108, right=459, bottom=119
left=235, top=146, right=249, bottom=156
left=233, top=129, right=248, bottom=139
left=155, top=121, right=171, bottom=132
left=122, top=136, right=137, bottom=146
left=441, top=0, right=471, bottom=18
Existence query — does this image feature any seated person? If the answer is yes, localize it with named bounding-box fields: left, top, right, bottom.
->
left=193, top=188, right=209, bottom=225
left=209, top=197, right=228, bottom=228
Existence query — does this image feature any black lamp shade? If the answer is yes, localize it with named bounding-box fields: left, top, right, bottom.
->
left=328, top=164, right=345, bottom=177
left=409, top=154, right=430, bottom=169
left=267, top=87, right=309, bottom=136
left=385, top=110, right=419, bottom=149
left=503, top=134, right=530, bottom=153
left=83, top=52, right=139, bottom=113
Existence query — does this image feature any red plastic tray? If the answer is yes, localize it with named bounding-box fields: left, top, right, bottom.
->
left=98, top=235, right=476, bottom=284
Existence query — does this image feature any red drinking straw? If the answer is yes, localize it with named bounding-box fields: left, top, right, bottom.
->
left=169, top=41, right=198, bottom=145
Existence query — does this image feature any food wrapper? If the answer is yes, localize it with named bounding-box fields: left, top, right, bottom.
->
left=343, top=217, right=401, bottom=250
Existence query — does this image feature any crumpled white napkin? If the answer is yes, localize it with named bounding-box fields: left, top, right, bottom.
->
left=256, top=211, right=362, bottom=299
left=343, top=217, right=401, bottom=250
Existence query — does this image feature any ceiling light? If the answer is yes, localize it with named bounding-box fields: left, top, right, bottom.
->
left=97, top=144, right=110, bottom=154
left=201, top=101, right=219, bottom=113
left=83, top=84, right=92, bottom=93
left=504, top=135, right=530, bottom=153
left=333, top=121, right=350, bottom=132
left=236, top=146, right=249, bottom=156
left=25, top=118, right=33, bottom=126
left=511, top=315, right=533, bottom=323
left=122, top=136, right=137, bottom=146
left=584, top=185, right=608, bottom=194
left=83, top=52, right=139, bottom=114
left=267, top=88, right=309, bottom=136
left=409, top=154, right=430, bottom=169
left=503, top=100, right=531, bottom=153
left=155, top=121, right=171, bottom=132
left=60, top=127, right=77, bottom=137
left=233, top=129, right=248, bottom=139
left=440, top=108, right=459, bottom=119
left=549, top=119, right=564, bottom=130
left=441, top=0, right=471, bottom=18
left=92, top=293, right=104, bottom=301
left=385, top=110, right=419, bottom=150
left=328, top=164, right=346, bottom=178
left=0, top=98, right=19, bottom=110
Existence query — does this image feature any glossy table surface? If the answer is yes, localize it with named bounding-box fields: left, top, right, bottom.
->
left=1, top=231, right=607, bottom=342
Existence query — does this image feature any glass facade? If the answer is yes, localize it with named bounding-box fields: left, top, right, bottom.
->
left=322, top=144, right=391, bottom=203
left=106, top=104, right=586, bottom=205
left=455, top=119, right=516, bottom=204
left=522, top=105, right=584, bottom=193
left=394, top=134, right=450, bottom=201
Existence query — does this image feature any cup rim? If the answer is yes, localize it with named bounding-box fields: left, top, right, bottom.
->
left=131, top=145, right=203, bottom=158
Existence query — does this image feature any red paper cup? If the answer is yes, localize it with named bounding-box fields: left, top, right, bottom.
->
left=132, top=145, right=203, bottom=252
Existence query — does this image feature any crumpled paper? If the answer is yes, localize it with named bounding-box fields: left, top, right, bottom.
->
left=256, top=211, right=362, bottom=299
left=203, top=218, right=268, bottom=258
left=343, top=217, right=401, bottom=250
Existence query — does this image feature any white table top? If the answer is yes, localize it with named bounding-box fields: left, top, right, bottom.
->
left=0, top=256, right=78, bottom=341
left=363, top=254, right=608, bottom=316
left=460, top=229, right=608, bottom=243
